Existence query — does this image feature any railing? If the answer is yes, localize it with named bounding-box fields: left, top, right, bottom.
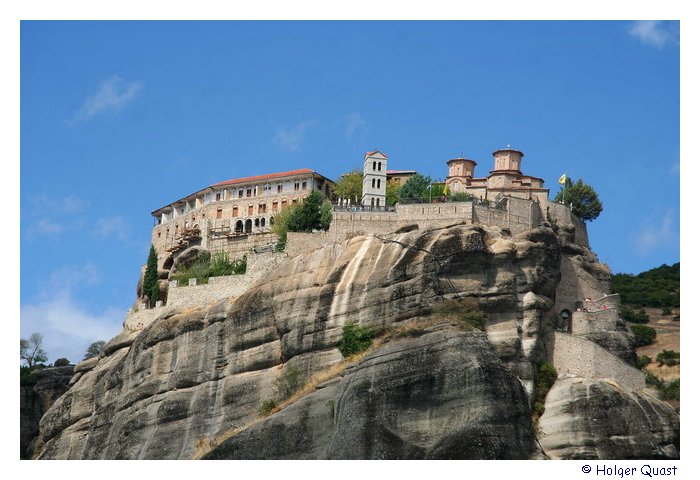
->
left=332, top=205, right=396, bottom=213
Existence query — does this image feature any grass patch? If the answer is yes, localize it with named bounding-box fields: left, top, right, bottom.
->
left=258, top=399, right=277, bottom=417
left=433, top=298, right=485, bottom=331
left=172, top=252, right=246, bottom=286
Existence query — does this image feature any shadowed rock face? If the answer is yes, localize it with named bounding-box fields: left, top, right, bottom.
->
left=204, top=327, right=537, bottom=460
left=32, top=224, right=679, bottom=460
left=539, top=378, right=680, bottom=459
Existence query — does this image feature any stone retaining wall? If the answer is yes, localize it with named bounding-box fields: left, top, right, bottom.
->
left=286, top=232, right=338, bottom=258
left=552, top=332, right=645, bottom=391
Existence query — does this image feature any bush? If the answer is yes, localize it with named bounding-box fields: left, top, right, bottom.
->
left=636, top=355, right=652, bottom=369
left=339, top=323, right=374, bottom=357
left=661, top=306, right=673, bottom=315
left=532, top=362, right=558, bottom=420
left=611, top=262, right=679, bottom=308
left=20, top=367, right=38, bottom=386
left=53, top=358, right=71, bottom=367
left=661, top=379, right=680, bottom=401
left=449, top=192, right=473, bottom=202
left=645, top=373, right=679, bottom=401
left=656, top=350, right=680, bottom=366
left=619, top=304, right=649, bottom=324
left=258, top=399, right=277, bottom=416
left=630, top=324, right=657, bottom=346
left=273, top=365, right=304, bottom=400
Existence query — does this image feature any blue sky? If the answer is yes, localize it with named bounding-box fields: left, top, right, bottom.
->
left=20, top=20, right=679, bottom=363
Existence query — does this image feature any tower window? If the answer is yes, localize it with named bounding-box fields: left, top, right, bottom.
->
left=378, top=162, right=382, bottom=171
left=372, top=178, right=376, bottom=188
left=377, top=179, right=381, bottom=189
left=373, top=161, right=377, bottom=171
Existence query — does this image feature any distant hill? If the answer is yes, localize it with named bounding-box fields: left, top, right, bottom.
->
left=612, top=263, right=680, bottom=308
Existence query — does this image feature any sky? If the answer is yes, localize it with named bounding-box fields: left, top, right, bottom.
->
left=20, top=20, right=680, bottom=364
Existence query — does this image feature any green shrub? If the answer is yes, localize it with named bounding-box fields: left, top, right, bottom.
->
left=656, top=349, right=680, bottom=366
left=450, top=192, right=473, bottom=202
left=208, top=252, right=234, bottom=277
left=619, top=304, right=650, bottom=324
left=339, top=323, right=374, bottom=357
left=661, top=379, right=680, bottom=401
left=171, top=254, right=211, bottom=285
left=645, top=373, right=679, bottom=401
left=232, top=255, right=247, bottom=275
left=258, top=399, right=277, bottom=416
left=20, top=367, right=38, bottom=386
left=531, top=362, right=558, bottom=420
left=273, top=365, right=304, bottom=400
left=661, top=306, right=673, bottom=315
left=630, top=324, right=657, bottom=346
left=636, top=355, right=652, bottom=369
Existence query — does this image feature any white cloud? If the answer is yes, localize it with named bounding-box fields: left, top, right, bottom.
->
left=25, top=193, right=87, bottom=237
left=273, top=120, right=317, bottom=151
left=628, top=21, right=679, bottom=48
left=95, top=215, right=133, bottom=244
left=345, top=112, right=367, bottom=138
left=21, top=264, right=124, bottom=364
left=28, top=217, right=64, bottom=236
left=71, top=75, right=144, bottom=123
left=633, top=210, right=677, bottom=256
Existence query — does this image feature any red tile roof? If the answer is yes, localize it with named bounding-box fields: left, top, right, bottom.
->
left=365, top=150, right=387, bottom=157
left=212, top=168, right=316, bottom=187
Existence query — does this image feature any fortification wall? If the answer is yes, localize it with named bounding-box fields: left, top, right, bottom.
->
left=286, top=232, right=339, bottom=258
left=329, top=211, right=399, bottom=240
left=571, top=308, right=619, bottom=336
left=207, top=232, right=278, bottom=259
left=396, top=202, right=473, bottom=230
left=552, top=332, right=645, bottom=391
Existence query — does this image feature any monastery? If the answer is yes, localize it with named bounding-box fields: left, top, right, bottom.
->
left=149, top=146, right=587, bottom=270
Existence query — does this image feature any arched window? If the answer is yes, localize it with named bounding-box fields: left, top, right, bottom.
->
left=244, top=219, right=252, bottom=233
left=371, top=198, right=375, bottom=207
left=373, top=161, right=377, bottom=171
left=254, top=218, right=260, bottom=228
left=378, top=162, right=382, bottom=171
left=261, top=217, right=266, bottom=227
left=270, top=216, right=275, bottom=225
left=235, top=220, right=244, bottom=233
left=377, top=179, right=381, bottom=189
left=372, top=178, right=376, bottom=188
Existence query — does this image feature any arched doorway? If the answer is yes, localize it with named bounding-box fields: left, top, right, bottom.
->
left=558, top=309, right=572, bottom=333
left=254, top=218, right=260, bottom=228
left=244, top=219, right=252, bottom=233
left=260, top=217, right=266, bottom=227
left=235, top=220, right=244, bottom=233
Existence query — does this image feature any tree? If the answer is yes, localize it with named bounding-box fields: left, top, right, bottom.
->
left=332, top=170, right=363, bottom=203
left=399, top=173, right=432, bottom=201
left=143, top=244, right=159, bottom=307
left=20, top=333, right=48, bottom=369
left=83, top=341, right=106, bottom=361
left=54, top=358, right=71, bottom=367
left=287, top=190, right=329, bottom=232
left=554, top=178, right=603, bottom=222
left=386, top=178, right=401, bottom=206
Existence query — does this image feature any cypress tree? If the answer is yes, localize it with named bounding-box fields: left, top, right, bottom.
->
left=143, top=244, right=159, bottom=307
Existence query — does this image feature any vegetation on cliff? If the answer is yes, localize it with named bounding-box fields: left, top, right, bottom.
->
left=172, top=252, right=246, bottom=285
left=612, top=262, right=680, bottom=308
left=20, top=333, right=48, bottom=369
left=273, top=190, right=332, bottom=249
left=143, top=244, right=160, bottom=307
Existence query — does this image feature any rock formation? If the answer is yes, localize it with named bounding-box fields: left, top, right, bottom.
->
left=32, top=223, right=679, bottom=460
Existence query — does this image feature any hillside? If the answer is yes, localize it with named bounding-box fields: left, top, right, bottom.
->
left=612, top=262, right=680, bottom=308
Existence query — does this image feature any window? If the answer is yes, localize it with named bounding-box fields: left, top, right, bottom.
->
left=259, top=203, right=267, bottom=214
left=302, top=181, right=307, bottom=190
left=216, top=208, right=223, bottom=219
left=272, top=201, right=278, bottom=212
left=157, top=232, right=161, bottom=239
left=378, top=162, right=382, bottom=171
left=246, top=188, right=252, bottom=197
left=215, top=192, right=221, bottom=201
left=292, top=198, right=298, bottom=204
left=277, top=184, right=283, bottom=193
left=248, top=204, right=254, bottom=215
left=261, top=218, right=266, bottom=227
left=377, top=179, right=381, bottom=189
left=294, top=182, right=300, bottom=191
left=282, top=200, right=288, bottom=208
left=373, top=161, right=377, bottom=171
left=239, top=189, right=244, bottom=198
left=263, top=183, right=272, bottom=192
left=372, top=178, right=376, bottom=188
left=232, top=206, right=238, bottom=217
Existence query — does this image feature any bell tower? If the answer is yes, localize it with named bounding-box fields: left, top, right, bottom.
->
left=362, top=150, right=388, bottom=208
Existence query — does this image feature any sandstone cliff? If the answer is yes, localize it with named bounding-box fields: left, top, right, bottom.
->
left=32, top=224, right=679, bottom=459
